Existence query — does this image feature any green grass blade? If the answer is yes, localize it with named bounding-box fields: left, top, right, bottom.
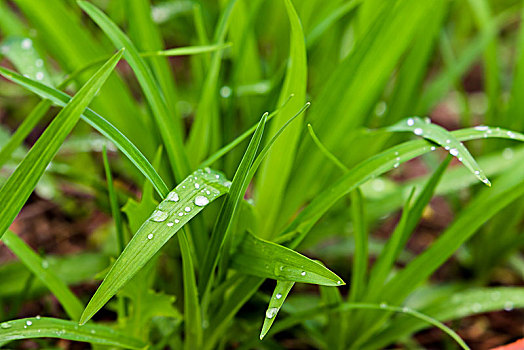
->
left=348, top=188, right=367, bottom=302
left=141, top=43, right=232, bottom=57
left=0, top=67, right=169, bottom=197
left=198, top=113, right=266, bottom=296
left=80, top=168, right=230, bottom=324
left=1, top=231, right=84, bottom=320
left=0, top=317, right=145, bottom=349
left=387, top=117, right=491, bottom=185
left=307, top=123, right=348, bottom=172
left=0, top=49, right=123, bottom=240
left=102, top=146, right=125, bottom=253
left=78, top=0, right=190, bottom=181
left=283, top=126, right=524, bottom=249
left=260, top=281, right=294, bottom=340
left=231, top=231, right=344, bottom=286
left=366, top=156, right=451, bottom=296
left=256, top=0, right=308, bottom=239
left=178, top=229, right=203, bottom=350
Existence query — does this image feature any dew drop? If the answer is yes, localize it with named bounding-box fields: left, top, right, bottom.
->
left=475, top=126, right=489, bottom=131
left=184, top=206, right=191, bottom=212
left=147, top=233, right=154, bottom=240
left=430, top=146, right=436, bottom=151
left=407, top=118, right=414, bottom=126
left=150, top=210, right=168, bottom=222
left=35, top=59, right=43, bottom=67
left=175, top=219, right=180, bottom=224
left=21, top=38, right=32, bottom=49
left=265, top=307, right=278, bottom=319
left=380, top=302, right=387, bottom=308
left=215, top=175, right=220, bottom=179
left=337, top=281, right=342, bottom=285
left=504, top=301, right=514, bottom=311
left=166, top=192, right=179, bottom=202
left=167, top=222, right=174, bottom=227
left=194, top=183, right=200, bottom=189
left=474, top=170, right=480, bottom=175
left=35, top=315, right=41, bottom=320
left=1, top=323, right=11, bottom=329
left=220, top=86, right=232, bottom=98
left=35, top=71, right=44, bottom=81
left=41, top=260, right=49, bottom=269
left=444, top=146, right=450, bottom=151
left=178, top=212, right=184, bottom=216
left=402, top=306, right=410, bottom=312
left=195, top=196, right=209, bottom=207
left=224, top=181, right=232, bottom=188
left=300, top=271, right=306, bottom=276
left=413, top=128, right=423, bottom=136
left=393, top=162, right=400, bottom=168
left=26, top=320, right=32, bottom=326
left=275, top=293, right=282, bottom=299
left=507, top=131, right=516, bottom=139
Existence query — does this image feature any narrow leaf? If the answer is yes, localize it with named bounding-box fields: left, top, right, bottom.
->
left=260, top=281, right=294, bottom=340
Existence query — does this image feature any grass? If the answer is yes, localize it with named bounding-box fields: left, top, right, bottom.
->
left=0, top=0, right=524, bottom=349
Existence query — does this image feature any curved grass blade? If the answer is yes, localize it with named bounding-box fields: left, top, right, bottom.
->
left=267, top=302, right=469, bottom=350
left=260, top=281, right=294, bottom=340
left=0, top=49, right=124, bottom=240
left=283, top=126, right=524, bottom=249
left=387, top=117, right=490, bottom=185
left=0, top=67, right=169, bottom=197
left=368, top=287, right=524, bottom=350
left=231, top=231, right=344, bottom=286
left=198, top=113, right=267, bottom=296
left=78, top=0, right=190, bottom=181
left=307, top=123, right=348, bottom=172
left=80, top=168, right=230, bottom=324
left=141, top=43, right=232, bottom=57
left=1, top=231, right=84, bottom=320
left=0, top=317, right=145, bottom=349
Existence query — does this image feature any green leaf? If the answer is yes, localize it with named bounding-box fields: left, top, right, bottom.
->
left=0, top=67, right=169, bottom=197
left=387, top=117, right=491, bottom=185
left=231, top=232, right=344, bottom=286
left=0, top=49, right=123, bottom=240
left=260, top=281, right=294, bottom=340
left=102, top=146, right=125, bottom=253
left=349, top=188, right=367, bottom=302
left=1, top=231, right=84, bottom=320
left=80, top=168, right=231, bottom=324
left=78, top=0, right=190, bottom=181
left=0, top=317, right=145, bottom=349
left=141, top=43, right=232, bottom=57
left=256, top=0, right=308, bottom=239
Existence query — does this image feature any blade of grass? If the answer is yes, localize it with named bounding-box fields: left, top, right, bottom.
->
left=102, top=146, right=125, bottom=253
left=260, top=281, right=294, bottom=340
left=141, top=43, right=232, bottom=57
left=78, top=0, right=190, bottom=181
left=0, top=67, right=169, bottom=197
left=387, top=117, right=490, bottom=185
left=231, top=231, right=344, bottom=286
left=80, top=168, right=231, bottom=324
left=0, top=49, right=123, bottom=240
left=1, top=231, right=84, bottom=320
left=0, top=317, right=145, bottom=349
left=348, top=188, right=367, bottom=302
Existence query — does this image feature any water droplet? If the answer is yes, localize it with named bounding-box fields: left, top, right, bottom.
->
left=36, top=316, right=41, bottom=320
left=424, top=117, right=431, bottom=124
left=503, top=148, right=514, bottom=160
left=215, top=175, right=220, bottom=179
left=42, top=260, right=49, bottom=269
left=430, top=146, right=436, bottom=151
left=184, top=206, right=191, bottom=212
left=150, top=210, right=168, bottom=222
left=175, top=219, right=180, bottom=224
left=450, top=148, right=459, bottom=156
left=206, top=190, right=211, bottom=195
left=300, top=271, right=306, bottom=276
left=35, top=59, right=43, bottom=67
left=35, top=71, right=44, bottom=81
left=475, top=126, right=489, bottom=131
left=393, top=162, right=400, bottom=168
left=220, top=86, right=232, bottom=98
left=276, top=293, right=282, bottom=299
left=178, top=212, right=184, bottom=216
left=402, top=306, right=410, bottom=312
left=445, top=146, right=450, bottom=151
left=413, top=128, right=423, bottom=136
left=265, top=307, right=278, bottom=319
left=194, top=183, right=200, bottom=189
left=224, top=181, right=232, bottom=188
left=147, top=233, right=154, bottom=240
left=26, top=320, right=32, bottom=326
left=195, top=196, right=209, bottom=207
left=167, top=222, right=174, bottom=227
left=379, top=303, right=387, bottom=308
left=90, top=329, right=96, bottom=334
left=407, top=118, right=414, bottom=126
left=21, top=38, right=32, bottom=49
left=1, top=323, right=11, bottom=329
left=507, top=131, right=516, bottom=139
left=504, top=301, right=514, bottom=311
left=337, top=281, right=342, bottom=285
left=166, top=192, right=179, bottom=202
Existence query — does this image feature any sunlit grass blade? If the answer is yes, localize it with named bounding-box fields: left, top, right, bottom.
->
left=260, top=281, right=294, bottom=340
left=387, top=117, right=490, bottom=185
left=283, top=126, right=524, bottom=250
left=178, top=229, right=203, bottom=350
left=141, top=43, right=232, bottom=57
left=0, top=317, right=145, bottom=349
left=78, top=0, right=190, bottom=181
left=0, top=67, right=169, bottom=197
left=366, top=156, right=451, bottom=297
left=198, top=113, right=266, bottom=296
left=0, top=49, right=123, bottom=240
left=349, top=188, right=367, bottom=302
left=231, top=231, right=344, bottom=286
left=368, top=287, right=524, bottom=349
left=256, top=0, right=307, bottom=239
left=307, top=123, right=348, bottom=172
left=1, top=231, right=84, bottom=320
left=80, top=168, right=231, bottom=324
left=102, top=146, right=125, bottom=253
